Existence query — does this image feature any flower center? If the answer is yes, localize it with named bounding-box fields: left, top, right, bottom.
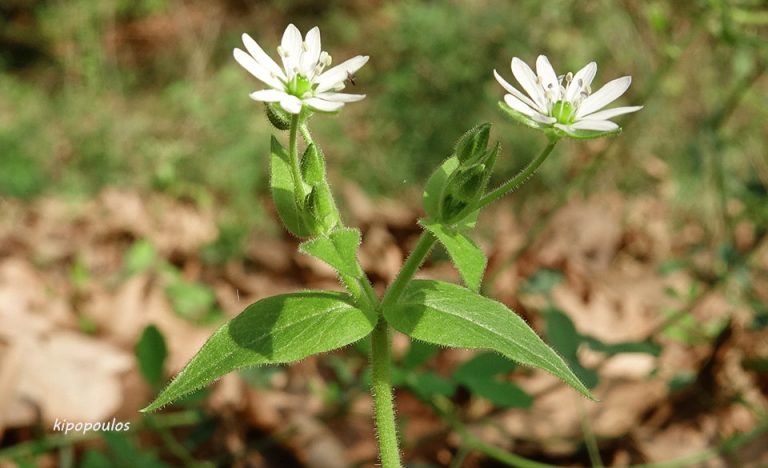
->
left=551, top=100, right=576, bottom=124
left=287, top=75, right=312, bottom=98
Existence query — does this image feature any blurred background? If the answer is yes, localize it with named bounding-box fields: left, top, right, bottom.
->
left=1, top=0, right=767, bottom=466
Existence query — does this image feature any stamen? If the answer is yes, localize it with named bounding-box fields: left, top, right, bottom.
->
left=302, top=42, right=309, bottom=52
left=277, top=46, right=287, bottom=57
left=565, top=72, right=573, bottom=85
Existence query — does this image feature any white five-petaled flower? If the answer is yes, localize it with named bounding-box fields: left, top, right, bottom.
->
left=234, top=24, right=369, bottom=114
left=494, top=55, right=642, bottom=138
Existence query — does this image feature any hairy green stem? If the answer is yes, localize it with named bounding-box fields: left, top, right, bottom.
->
left=299, top=121, right=401, bottom=466
left=477, top=139, right=558, bottom=212
left=381, top=232, right=437, bottom=310
left=370, top=319, right=402, bottom=468
left=288, top=113, right=306, bottom=204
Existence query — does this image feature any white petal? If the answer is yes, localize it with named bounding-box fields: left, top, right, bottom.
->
left=493, top=69, right=539, bottom=111
left=576, top=76, right=632, bottom=118
left=580, top=105, right=643, bottom=121
left=234, top=48, right=284, bottom=89
left=305, top=97, right=344, bottom=112
left=511, top=57, right=548, bottom=113
left=316, top=92, right=366, bottom=103
left=280, top=24, right=303, bottom=77
left=280, top=95, right=303, bottom=114
left=565, top=62, right=597, bottom=102
left=300, top=26, right=322, bottom=77
left=242, top=33, right=286, bottom=82
left=569, top=120, right=619, bottom=131
left=504, top=94, right=555, bottom=124
left=536, top=55, right=560, bottom=101
left=315, top=55, right=369, bottom=92
left=249, top=89, right=288, bottom=102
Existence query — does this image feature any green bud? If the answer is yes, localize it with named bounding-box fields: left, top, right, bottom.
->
left=439, top=194, right=470, bottom=224
left=455, top=122, right=491, bottom=165
left=265, top=103, right=291, bottom=131
left=304, top=185, right=339, bottom=234
left=453, top=165, right=485, bottom=201
left=300, top=144, right=325, bottom=185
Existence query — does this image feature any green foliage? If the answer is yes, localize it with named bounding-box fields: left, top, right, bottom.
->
left=165, top=280, right=218, bottom=324
left=383, top=279, right=594, bottom=399
left=135, top=325, right=168, bottom=388
left=522, top=269, right=564, bottom=294
left=123, top=240, right=159, bottom=276
left=299, top=228, right=363, bottom=278
left=420, top=220, right=487, bottom=291
left=454, top=352, right=533, bottom=408
left=545, top=307, right=599, bottom=389
left=143, top=291, right=376, bottom=412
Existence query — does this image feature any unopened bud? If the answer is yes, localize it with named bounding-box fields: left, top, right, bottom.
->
left=304, top=185, right=339, bottom=234
left=455, top=122, right=491, bottom=165
left=265, top=103, right=291, bottom=131
left=301, top=144, right=325, bottom=185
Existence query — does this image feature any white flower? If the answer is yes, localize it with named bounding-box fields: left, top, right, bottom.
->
left=234, top=24, right=369, bottom=114
left=494, top=55, right=642, bottom=138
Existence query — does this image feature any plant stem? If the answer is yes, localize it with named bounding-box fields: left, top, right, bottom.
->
left=370, top=319, right=402, bottom=468
left=381, top=231, right=437, bottom=310
left=476, top=139, right=558, bottom=212
left=288, top=113, right=306, bottom=204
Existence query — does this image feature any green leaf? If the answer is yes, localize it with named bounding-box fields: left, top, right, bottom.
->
left=463, top=377, right=532, bottom=408
left=583, top=336, right=662, bottom=356
left=270, top=136, right=314, bottom=237
left=406, top=372, right=455, bottom=400
left=143, top=291, right=376, bottom=412
left=453, top=352, right=531, bottom=408
left=545, top=307, right=599, bottom=388
left=165, top=280, right=216, bottom=322
left=123, top=239, right=158, bottom=275
left=401, top=340, right=439, bottom=370
left=420, top=220, right=486, bottom=291
left=135, top=325, right=168, bottom=388
left=384, top=280, right=594, bottom=399
left=454, top=351, right=516, bottom=382
left=299, top=228, right=362, bottom=278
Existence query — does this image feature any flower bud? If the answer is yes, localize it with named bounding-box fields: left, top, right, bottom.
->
left=265, top=102, right=291, bottom=131
left=304, top=185, right=340, bottom=234
left=455, top=122, right=491, bottom=165
left=300, top=144, right=325, bottom=185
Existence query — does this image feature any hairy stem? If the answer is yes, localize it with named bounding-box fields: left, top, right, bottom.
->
left=288, top=113, right=306, bottom=204
left=370, top=319, right=402, bottom=468
left=381, top=232, right=437, bottom=310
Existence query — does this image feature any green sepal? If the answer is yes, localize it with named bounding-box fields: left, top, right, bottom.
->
left=299, top=228, right=362, bottom=278
left=499, top=101, right=622, bottom=140
left=270, top=135, right=317, bottom=237
left=384, top=280, right=595, bottom=400
left=142, top=291, right=376, bottom=412
left=420, top=220, right=487, bottom=291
